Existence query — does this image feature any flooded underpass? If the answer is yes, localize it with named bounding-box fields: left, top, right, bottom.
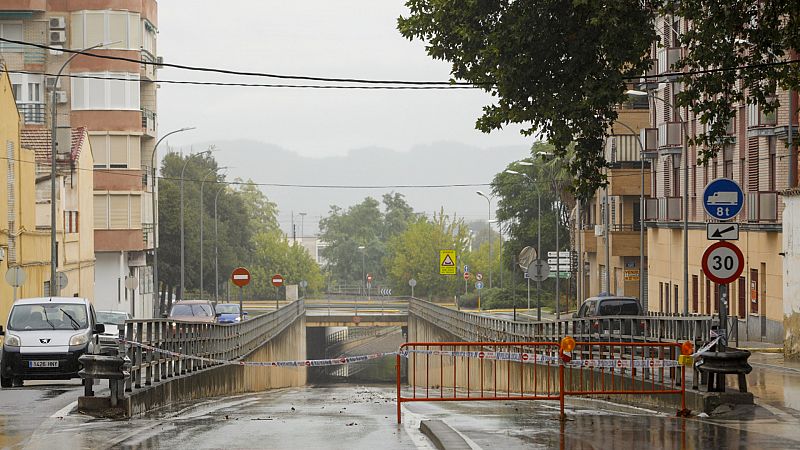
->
left=306, top=326, right=406, bottom=384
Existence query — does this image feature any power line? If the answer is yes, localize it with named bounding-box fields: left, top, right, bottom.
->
left=5, top=69, right=478, bottom=90
left=0, top=38, right=475, bottom=86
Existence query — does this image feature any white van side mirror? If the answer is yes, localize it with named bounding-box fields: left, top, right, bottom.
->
left=0, top=325, right=4, bottom=336
left=93, top=323, right=105, bottom=334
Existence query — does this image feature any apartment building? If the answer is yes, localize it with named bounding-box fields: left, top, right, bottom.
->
left=0, top=1, right=159, bottom=317
left=0, top=68, right=50, bottom=323
left=577, top=98, right=652, bottom=305
left=642, top=15, right=796, bottom=343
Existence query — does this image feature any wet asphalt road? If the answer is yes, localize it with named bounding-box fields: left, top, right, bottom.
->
left=4, top=382, right=800, bottom=449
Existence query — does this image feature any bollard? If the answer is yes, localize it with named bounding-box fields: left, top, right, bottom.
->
left=696, top=349, right=752, bottom=393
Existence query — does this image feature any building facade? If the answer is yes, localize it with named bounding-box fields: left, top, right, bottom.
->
left=0, top=0, right=159, bottom=317
left=0, top=68, right=50, bottom=324
left=643, top=15, right=796, bottom=343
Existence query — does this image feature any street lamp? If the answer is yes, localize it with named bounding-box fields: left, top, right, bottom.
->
left=213, top=185, right=226, bottom=305
left=200, top=166, right=229, bottom=299
left=298, top=212, right=307, bottom=243
left=49, top=41, right=117, bottom=296
left=627, top=89, right=689, bottom=315
left=358, top=245, right=366, bottom=315
left=476, top=191, right=495, bottom=288
left=180, top=149, right=213, bottom=299
left=151, top=127, right=195, bottom=316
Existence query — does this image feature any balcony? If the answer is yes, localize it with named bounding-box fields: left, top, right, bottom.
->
left=605, top=135, right=643, bottom=164
left=580, top=227, right=598, bottom=253
left=141, top=108, right=157, bottom=137
left=747, top=192, right=778, bottom=222
left=141, top=51, right=157, bottom=81
left=658, top=197, right=682, bottom=221
left=24, top=47, right=46, bottom=66
left=609, top=225, right=644, bottom=257
left=747, top=103, right=777, bottom=137
left=17, top=102, right=46, bottom=125
left=657, top=47, right=682, bottom=74
left=143, top=222, right=155, bottom=249
left=658, top=122, right=684, bottom=152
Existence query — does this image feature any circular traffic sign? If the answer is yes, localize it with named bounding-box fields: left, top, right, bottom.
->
left=701, top=242, right=744, bottom=284
left=527, top=259, right=550, bottom=282
left=475, top=273, right=483, bottom=281
left=367, top=274, right=373, bottom=282
left=703, top=178, right=744, bottom=221
left=299, top=280, right=308, bottom=288
left=463, top=272, right=470, bottom=280
left=5, top=267, right=26, bottom=287
left=271, top=274, right=284, bottom=287
left=408, top=278, right=417, bottom=287
left=231, top=267, right=251, bottom=287
left=475, top=281, right=484, bottom=289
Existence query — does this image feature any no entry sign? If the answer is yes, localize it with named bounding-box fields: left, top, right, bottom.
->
left=701, top=242, right=744, bottom=285
left=231, top=267, right=251, bottom=287
left=271, top=274, right=284, bottom=287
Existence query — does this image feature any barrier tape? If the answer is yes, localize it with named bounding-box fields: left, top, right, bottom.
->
left=692, top=336, right=721, bottom=358
left=120, top=339, right=395, bottom=368
left=400, top=348, right=679, bottom=368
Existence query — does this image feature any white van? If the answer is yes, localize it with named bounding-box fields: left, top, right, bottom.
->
left=0, top=297, right=104, bottom=388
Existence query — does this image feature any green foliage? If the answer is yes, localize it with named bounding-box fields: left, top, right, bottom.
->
left=398, top=0, right=657, bottom=200
left=663, top=0, right=800, bottom=163
left=319, top=193, right=416, bottom=285
left=385, top=210, right=471, bottom=298
left=250, top=229, right=325, bottom=299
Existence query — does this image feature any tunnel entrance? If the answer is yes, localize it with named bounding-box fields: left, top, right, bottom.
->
left=306, top=326, right=406, bottom=383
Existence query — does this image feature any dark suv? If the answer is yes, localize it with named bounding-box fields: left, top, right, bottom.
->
left=575, top=296, right=645, bottom=337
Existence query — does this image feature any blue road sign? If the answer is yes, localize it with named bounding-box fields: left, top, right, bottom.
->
left=464, top=265, right=469, bottom=273
left=475, top=281, right=484, bottom=289
left=703, top=178, right=744, bottom=221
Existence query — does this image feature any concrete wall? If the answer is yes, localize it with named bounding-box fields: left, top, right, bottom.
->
left=783, top=194, right=800, bottom=359
left=125, top=315, right=307, bottom=417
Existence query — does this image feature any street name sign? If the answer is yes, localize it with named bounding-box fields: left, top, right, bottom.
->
left=439, top=250, right=456, bottom=275
left=703, top=178, right=744, bottom=221
left=706, top=223, right=740, bottom=241
left=231, top=267, right=251, bottom=287
left=701, top=242, right=745, bottom=285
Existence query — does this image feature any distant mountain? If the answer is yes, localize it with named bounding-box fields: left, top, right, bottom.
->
left=174, top=140, right=531, bottom=235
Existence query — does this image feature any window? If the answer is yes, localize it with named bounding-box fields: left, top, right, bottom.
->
left=64, top=211, right=79, bottom=233
left=768, top=137, right=777, bottom=191
left=90, top=134, right=141, bottom=169
left=9, top=73, right=44, bottom=124
left=70, top=10, right=141, bottom=50
left=142, top=20, right=157, bottom=55
left=723, top=146, right=734, bottom=179
left=71, top=72, right=140, bottom=110
left=0, top=22, right=23, bottom=52
left=672, top=155, right=681, bottom=197
left=94, top=194, right=142, bottom=229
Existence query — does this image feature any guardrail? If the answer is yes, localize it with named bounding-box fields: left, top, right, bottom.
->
left=410, top=299, right=712, bottom=346
left=120, top=299, right=305, bottom=393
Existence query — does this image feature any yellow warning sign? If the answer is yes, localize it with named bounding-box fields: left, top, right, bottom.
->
left=439, top=250, right=456, bottom=275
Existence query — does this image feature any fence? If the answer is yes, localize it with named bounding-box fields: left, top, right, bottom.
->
left=120, top=300, right=305, bottom=392
left=410, top=299, right=712, bottom=346
left=396, top=340, right=686, bottom=422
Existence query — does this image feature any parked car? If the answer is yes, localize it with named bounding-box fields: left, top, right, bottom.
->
left=95, top=310, right=132, bottom=355
left=168, top=300, right=217, bottom=323
left=574, top=296, right=645, bottom=337
left=215, top=304, right=247, bottom=324
left=0, top=297, right=104, bottom=388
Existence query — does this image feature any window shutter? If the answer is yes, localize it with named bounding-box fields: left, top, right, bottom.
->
left=748, top=136, right=759, bottom=191
left=93, top=195, right=108, bottom=229
left=109, top=135, right=128, bottom=168
left=109, top=195, right=129, bottom=229
left=130, top=195, right=142, bottom=228
left=663, top=159, right=670, bottom=195
left=90, top=135, right=108, bottom=167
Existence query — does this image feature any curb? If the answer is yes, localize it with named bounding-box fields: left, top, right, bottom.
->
left=737, top=347, right=783, bottom=353
left=419, top=420, right=471, bottom=450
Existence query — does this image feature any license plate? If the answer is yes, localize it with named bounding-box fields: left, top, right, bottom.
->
left=29, top=360, right=59, bottom=368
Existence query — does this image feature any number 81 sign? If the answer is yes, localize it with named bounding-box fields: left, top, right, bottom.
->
left=701, top=241, right=745, bottom=284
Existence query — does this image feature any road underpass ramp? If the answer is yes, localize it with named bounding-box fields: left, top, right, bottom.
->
left=419, top=420, right=471, bottom=450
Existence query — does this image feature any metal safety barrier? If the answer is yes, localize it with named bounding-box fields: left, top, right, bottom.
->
left=120, top=299, right=304, bottom=393
left=396, top=340, right=687, bottom=422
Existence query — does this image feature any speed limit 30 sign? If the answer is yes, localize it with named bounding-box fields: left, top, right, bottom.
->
left=701, top=241, right=744, bottom=284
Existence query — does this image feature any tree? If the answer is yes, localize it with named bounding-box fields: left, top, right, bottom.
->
left=249, top=229, right=325, bottom=299
left=385, top=210, right=471, bottom=298
left=398, top=0, right=656, bottom=200
left=665, top=0, right=800, bottom=163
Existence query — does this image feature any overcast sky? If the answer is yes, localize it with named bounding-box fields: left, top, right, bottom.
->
left=156, top=1, right=533, bottom=232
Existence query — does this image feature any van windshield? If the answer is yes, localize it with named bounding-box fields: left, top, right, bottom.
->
left=8, top=303, right=89, bottom=331
left=170, top=304, right=213, bottom=317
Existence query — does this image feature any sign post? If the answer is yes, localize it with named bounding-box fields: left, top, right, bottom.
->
left=231, top=267, right=251, bottom=321
left=475, top=281, right=484, bottom=310
left=5, top=267, right=27, bottom=303
left=408, top=278, right=417, bottom=298
left=527, top=260, right=550, bottom=321
left=271, top=274, right=284, bottom=310
left=701, top=241, right=745, bottom=350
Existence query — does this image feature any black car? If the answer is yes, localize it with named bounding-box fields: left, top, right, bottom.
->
left=574, top=296, right=645, bottom=337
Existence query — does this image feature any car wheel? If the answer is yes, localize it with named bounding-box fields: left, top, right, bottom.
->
left=0, top=375, right=11, bottom=388
left=12, top=377, right=23, bottom=387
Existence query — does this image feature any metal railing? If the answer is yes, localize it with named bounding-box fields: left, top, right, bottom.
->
left=120, top=299, right=305, bottom=392
left=17, top=102, right=46, bottom=124
left=141, top=108, right=157, bottom=134
left=409, top=299, right=712, bottom=346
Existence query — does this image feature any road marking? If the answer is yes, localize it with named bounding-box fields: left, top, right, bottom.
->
left=50, top=399, right=77, bottom=418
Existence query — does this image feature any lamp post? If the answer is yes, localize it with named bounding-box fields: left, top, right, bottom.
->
left=627, top=89, right=688, bottom=315
left=358, top=245, right=366, bottom=315
left=180, top=149, right=212, bottom=299
left=49, top=41, right=114, bottom=296
left=213, top=185, right=225, bottom=305
left=150, top=127, right=195, bottom=316
left=298, top=212, right=307, bottom=243
left=476, top=191, right=495, bottom=288
left=200, top=166, right=229, bottom=299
